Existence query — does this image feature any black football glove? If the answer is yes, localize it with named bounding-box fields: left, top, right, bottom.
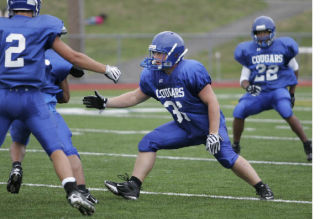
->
left=246, top=85, right=261, bottom=96
left=290, top=93, right=295, bottom=108
left=83, top=90, right=107, bottom=110
left=69, top=66, right=85, bottom=78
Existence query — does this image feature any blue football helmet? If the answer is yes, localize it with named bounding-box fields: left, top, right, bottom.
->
left=251, top=16, right=276, bottom=48
left=7, top=0, right=41, bottom=17
left=140, top=31, right=188, bottom=70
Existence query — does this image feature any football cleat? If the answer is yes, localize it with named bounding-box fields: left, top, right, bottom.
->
left=104, top=174, right=140, bottom=200
left=232, top=143, right=241, bottom=154
left=7, top=165, right=23, bottom=194
left=303, top=141, right=312, bottom=161
left=79, top=189, right=99, bottom=204
left=67, top=190, right=95, bottom=216
left=256, top=183, right=274, bottom=200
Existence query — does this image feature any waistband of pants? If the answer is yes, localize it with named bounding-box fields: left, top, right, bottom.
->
left=7, top=86, right=39, bottom=92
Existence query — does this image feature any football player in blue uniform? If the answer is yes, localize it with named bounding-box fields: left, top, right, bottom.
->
left=232, top=16, right=312, bottom=161
left=7, top=49, right=98, bottom=205
left=83, top=31, right=274, bottom=200
left=0, top=0, right=121, bottom=215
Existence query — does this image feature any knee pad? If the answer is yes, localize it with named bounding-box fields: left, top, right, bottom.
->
left=277, top=101, right=293, bottom=119
left=217, top=157, right=237, bottom=169
left=64, top=146, right=80, bottom=157
left=233, top=104, right=246, bottom=119
left=138, top=135, right=158, bottom=152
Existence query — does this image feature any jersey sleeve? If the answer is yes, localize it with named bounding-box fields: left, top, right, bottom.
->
left=234, top=42, right=250, bottom=67
left=185, top=60, right=211, bottom=94
left=38, top=15, right=65, bottom=49
left=283, top=37, right=299, bottom=59
left=139, top=69, right=156, bottom=99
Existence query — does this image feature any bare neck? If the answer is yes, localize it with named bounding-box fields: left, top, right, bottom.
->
left=14, top=11, right=33, bottom=17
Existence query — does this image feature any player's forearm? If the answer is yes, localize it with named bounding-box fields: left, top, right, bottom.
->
left=107, top=89, right=148, bottom=108
left=52, top=37, right=105, bottom=74
left=289, top=70, right=298, bottom=94
left=57, top=79, right=70, bottom=103
left=289, top=85, right=296, bottom=94
left=68, top=52, right=106, bottom=74
left=208, top=96, right=220, bottom=134
left=241, top=80, right=250, bottom=89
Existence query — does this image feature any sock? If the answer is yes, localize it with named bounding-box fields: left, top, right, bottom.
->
left=130, top=176, right=142, bottom=188
left=12, top=161, right=22, bottom=168
left=254, top=181, right=264, bottom=191
left=303, top=140, right=311, bottom=146
left=77, top=184, right=88, bottom=192
left=62, top=177, right=77, bottom=195
left=233, top=141, right=239, bottom=146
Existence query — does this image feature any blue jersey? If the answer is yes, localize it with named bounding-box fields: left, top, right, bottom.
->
left=138, top=59, right=237, bottom=168
left=0, top=15, right=64, bottom=88
left=140, top=59, right=219, bottom=138
left=234, top=37, right=298, bottom=91
left=42, top=49, right=72, bottom=95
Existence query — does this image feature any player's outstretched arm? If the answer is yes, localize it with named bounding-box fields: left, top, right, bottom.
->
left=52, top=37, right=121, bottom=83
left=83, top=88, right=150, bottom=110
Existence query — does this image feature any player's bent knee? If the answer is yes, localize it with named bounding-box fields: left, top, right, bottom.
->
left=138, top=137, right=158, bottom=152
left=280, top=111, right=293, bottom=119
left=233, top=105, right=246, bottom=119
left=217, top=156, right=238, bottom=169
left=64, top=147, right=79, bottom=157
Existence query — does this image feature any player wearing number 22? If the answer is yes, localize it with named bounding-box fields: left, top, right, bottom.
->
left=232, top=16, right=312, bottom=161
left=83, top=31, right=274, bottom=200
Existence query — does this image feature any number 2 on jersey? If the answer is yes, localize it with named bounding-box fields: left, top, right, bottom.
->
left=5, top=33, right=26, bottom=68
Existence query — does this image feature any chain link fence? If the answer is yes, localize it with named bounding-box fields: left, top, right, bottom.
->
left=66, top=32, right=312, bottom=84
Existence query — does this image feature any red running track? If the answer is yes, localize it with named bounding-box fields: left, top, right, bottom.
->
left=70, top=81, right=312, bottom=90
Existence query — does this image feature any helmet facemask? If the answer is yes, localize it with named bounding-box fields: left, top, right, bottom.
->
left=253, top=29, right=274, bottom=48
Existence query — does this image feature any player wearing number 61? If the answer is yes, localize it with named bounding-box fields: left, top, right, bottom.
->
left=83, top=31, right=274, bottom=201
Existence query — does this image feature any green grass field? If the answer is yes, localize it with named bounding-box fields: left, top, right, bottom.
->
left=0, top=87, right=312, bottom=218
left=38, top=1, right=311, bottom=80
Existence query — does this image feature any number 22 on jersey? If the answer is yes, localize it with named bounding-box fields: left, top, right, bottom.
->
left=254, top=64, right=279, bottom=82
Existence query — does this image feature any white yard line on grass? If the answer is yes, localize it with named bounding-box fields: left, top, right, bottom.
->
left=69, top=127, right=305, bottom=141
left=57, top=108, right=312, bottom=124
left=0, top=148, right=312, bottom=166
left=0, top=182, right=311, bottom=204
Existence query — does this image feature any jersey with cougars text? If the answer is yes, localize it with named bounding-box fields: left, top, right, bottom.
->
left=140, top=59, right=225, bottom=138
left=234, top=37, right=298, bottom=91
left=0, top=15, right=64, bottom=88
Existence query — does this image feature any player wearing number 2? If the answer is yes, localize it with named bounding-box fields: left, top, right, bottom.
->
left=231, top=16, right=312, bottom=161
left=83, top=31, right=274, bottom=200
left=0, top=0, right=121, bottom=215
